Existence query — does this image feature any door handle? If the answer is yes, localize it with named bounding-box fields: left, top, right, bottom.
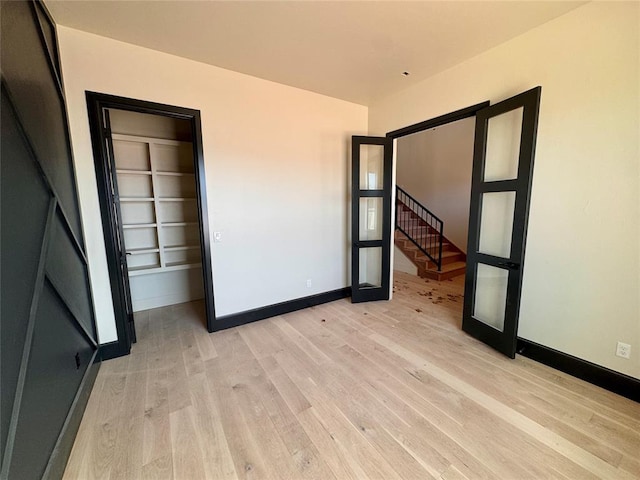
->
left=497, top=261, right=519, bottom=270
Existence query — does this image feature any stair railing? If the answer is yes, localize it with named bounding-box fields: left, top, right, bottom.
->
left=395, top=186, right=444, bottom=271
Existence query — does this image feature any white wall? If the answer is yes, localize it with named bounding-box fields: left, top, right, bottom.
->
left=58, top=27, right=367, bottom=343
left=393, top=246, right=418, bottom=276
left=371, top=2, right=640, bottom=379
left=396, top=118, right=475, bottom=252
left=130, top=268, right=204, bottom=312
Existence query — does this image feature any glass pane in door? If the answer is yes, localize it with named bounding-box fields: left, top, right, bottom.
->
left=359, top=197, right=383, bottom=241
left=473, top=263, right=508, bottom=331
left=358, top=247, right=382, bottom=288
left=478, top=191, right=515, bottom=258
left=359, top=144, right=384, bottom=190
left=484, top=107, right=523, bottom=182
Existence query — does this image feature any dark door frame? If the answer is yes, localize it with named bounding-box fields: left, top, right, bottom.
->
left=386, top=101, right=489, bottom=140
left=86, top=92, right=216, bottom=359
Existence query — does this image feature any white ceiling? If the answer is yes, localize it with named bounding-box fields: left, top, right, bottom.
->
left=46, top=1, right=586, bottom=106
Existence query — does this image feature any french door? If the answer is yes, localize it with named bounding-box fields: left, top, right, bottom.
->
left=462, top=87, right=541, bottom=357
left=351, top=136, right=393, bottom=302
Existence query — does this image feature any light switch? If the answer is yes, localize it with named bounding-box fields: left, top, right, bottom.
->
left=214, top=231, right=222, bottom=242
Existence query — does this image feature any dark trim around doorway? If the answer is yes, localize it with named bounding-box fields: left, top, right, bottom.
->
left=86, top=92, right=216, bottom=359
left=386, top=101, right=490, bottom=140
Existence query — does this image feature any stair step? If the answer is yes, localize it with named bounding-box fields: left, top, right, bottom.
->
left=418, top=261, right=466, bottom=281
left=396, top=227, right=438, bottom=235
left=395, top=234, right=460, bottom=257
left=413, top=250, right=464, bottom=267
left=394, top=228, right=466, bottom=279
left=398, top=215, right=427, bottom=225
left=397, top=240, right=454, bottom=253
left=397, top=232, right=440, bottom=242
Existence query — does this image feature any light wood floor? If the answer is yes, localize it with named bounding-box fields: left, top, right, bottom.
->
left=64, top=271, right=640, bottom=480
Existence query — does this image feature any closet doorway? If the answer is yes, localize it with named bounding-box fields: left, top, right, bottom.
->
left=87, top=93, right=215, bottom=359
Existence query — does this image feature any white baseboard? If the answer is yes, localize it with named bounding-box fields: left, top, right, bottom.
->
left=132, top=292, right=204, bottom=312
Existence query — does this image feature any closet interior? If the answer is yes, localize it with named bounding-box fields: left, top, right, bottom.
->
left=109, top=109, right=204, bottom=312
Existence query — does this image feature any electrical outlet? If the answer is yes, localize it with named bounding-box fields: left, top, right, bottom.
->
left=306, top=279, right=312, bottom=288
left=615, top=342, right=631, bottom=359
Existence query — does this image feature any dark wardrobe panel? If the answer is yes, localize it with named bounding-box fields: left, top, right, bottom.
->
left=0, top=0, right=83, bottom=242
left=1, top=1, right=100, bottom=478
left=46, top=211, right=97, bottom=339
left=33, top=1, right=62, bottom=80
left=0, top=86, right=53, bottom=461
left=8, top=280, right=94, bottom=480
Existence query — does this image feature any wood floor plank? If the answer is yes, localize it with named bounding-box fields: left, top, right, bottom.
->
left=353, top=314, right=623, bottom=461
left=271, top=315, right=333, bottom=365
left=273, top=348, right=411, bottom=480
left=141, top=454, right=173, bottom=480
left=221, top=358, right=307, bottom=480
left=205, top=356, right=278, bottom=480
left=187, top=372, right=238, bottom=480
left=180, top=328, right=205, bottom=377
left=169, top=406, right=207, bottom=479
left=348, top=299, right=638, bottom=469
left=313, top=336, right=531, bottom=479
left=62, top=374, right=106, bottom=480
left=165, top=337, right=192, bottom=413
left=246, top=357, right=337, bottom=480
left=110, top=370, right=147, bottom=480
left=142, top=363, right=171, bottom=466
left=64, top=279, right=640, bottom=480
left=194, top=329, right=218, bottom=361
left=81, top=372, right=128, bottom=480
left=295, top=407, right=367, bottom=480
left=342, top=338, right=593, bottom=479
left=369, top=332, right=636, bottom=480
left=280, top=346, right=437, bottom=477
left=238, top=319, right=285, bottom=359
left=257, top=355, right=311, bottom=415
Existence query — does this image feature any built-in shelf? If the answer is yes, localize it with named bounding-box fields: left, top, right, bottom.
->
left=165, top=245, right=199, bottom=252
left=116, top=169, right=152, bottom=176
left=113, top=131, right=202, bottom=278
left=112, top=132, right=191, bottom=147
left=126, top=247, right=160, bottom=255
left=119, top=197, right=154, bottom=202
left=158, top=197, right=197, bottom=202
left=128, top=264, right=161, bottom=273
left=166, top=261, right=202, bottom=269
left=122, top=223, right=157, bottom=229
left=128, top=262, right=201, bottom=276
left=162, top=222, right=198, bottom=227
left=156, top=171, right=195, bottom=177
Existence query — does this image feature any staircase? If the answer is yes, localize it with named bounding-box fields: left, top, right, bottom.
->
left=395, top=187, right=466, bottom=281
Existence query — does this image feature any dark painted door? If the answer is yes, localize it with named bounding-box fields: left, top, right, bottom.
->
left=462, top=87, right=541, bottom=358
left=351, top=136, right=393, bottom=303
left=103, top=109, right=137, bottom=344
left=1, top=1, right=99, bottom=478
